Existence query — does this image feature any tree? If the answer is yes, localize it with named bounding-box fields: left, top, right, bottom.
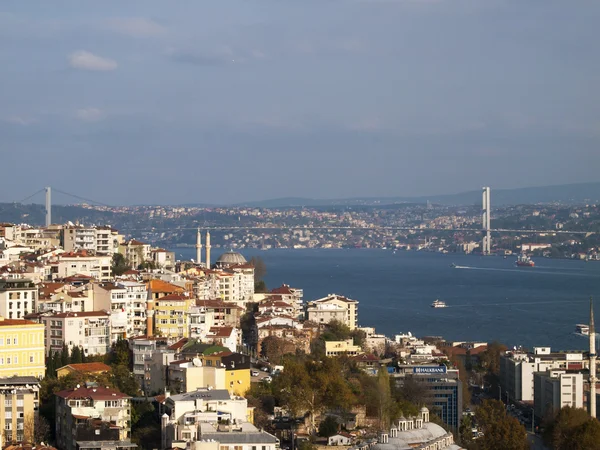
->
left=60, top=344, right=70, bottom=367
left=249, top=256, right=267, bottom=282
left=544, top=406, right=600, bottom=450
left=111, top=253, right=130, bottom=276
left=254, top=280, right=268, bottom=293
left=260, top=336, right=296, bottom=362
left=375, top=367, right=393, bottom=430
left=475, top=399, right=528, bottom=450
left=320, top=320, right=352, bottom=341
left=71, top=346, right=83, bottom=364
left=318, top=416, right=339, bottom=437
left=459, top=415, right=474, bottom=446
left=23, top=413, right=50, bottom=444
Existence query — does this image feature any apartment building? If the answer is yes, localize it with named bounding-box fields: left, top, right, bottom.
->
left=41, top=311, right=111, bottom=356
left=118, top=239, right=151, bottom=269
left=61, top=225, right=122, bottom=255
left=0, top=376, right=40, bottom=446
left=56, top=251, right=112, bottom=282
left=534, top=369, right=583, bottom=420
left=325, top=339, right=363, bottom=357
left=0, top=317, right=45, bottom=378
left=153, top=294, right=192, bottom=338
left=0, top=278, right=37, bottom=320
left=55, top=386, right=133, bottom=450
left=160, top=389, right=251, bottom=448
left=500, top=347, right=586, bottom=403
left=93, top=281, right=148, bottom=339
left=306, top=294, right=359, bottom=330
left=195, top=299, right=242, bottom=328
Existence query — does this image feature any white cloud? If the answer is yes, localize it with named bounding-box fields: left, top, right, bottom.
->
left=68, top=51, right=117, bottom=71
left=4, top=116, right=35, bottom=126
left=107, top=17, right=166, bottom=38
left=76, top=108, right=105, bottom=122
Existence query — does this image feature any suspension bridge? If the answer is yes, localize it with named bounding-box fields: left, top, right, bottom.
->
left=0, top=187, right=594, bottom=242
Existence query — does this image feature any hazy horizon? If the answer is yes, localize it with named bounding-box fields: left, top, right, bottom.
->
left=2, top=0, right=599, bottom=205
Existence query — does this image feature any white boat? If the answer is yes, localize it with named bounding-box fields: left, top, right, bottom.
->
left=431, top=299, right=447, bottom=308
left=575, top=324, right=590, bottom=336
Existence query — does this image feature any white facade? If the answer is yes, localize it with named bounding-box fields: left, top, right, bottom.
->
left=534, top=370, right=583, bottom=419
left=306, top=294, right=359, bottom=330
left=56, top=253, right=112, bottom=281
left=93, top=281, right=148, bottom=340
left=41, top=311, right=111, bottom=356
left=188, top=305, right=216, bottom=339
left=0, top=278, right=37, bottom=320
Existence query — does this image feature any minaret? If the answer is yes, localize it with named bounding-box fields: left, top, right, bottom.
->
left=146, top=285, right=154, bottom=337
left=206, top=231, right=211, bottom=269
left=195, top=228, right=202, bottom=264
left=590, top=296, right=597, bottom=418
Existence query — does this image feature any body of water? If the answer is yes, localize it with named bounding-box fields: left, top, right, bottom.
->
left=175, top=248, right=600, bottom=350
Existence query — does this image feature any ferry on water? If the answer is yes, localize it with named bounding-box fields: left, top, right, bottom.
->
left=575, top=324, right=590, bottom=336
left=431, top=299, right=447, bottom=308
left=516, top=253, right=535, bottom=267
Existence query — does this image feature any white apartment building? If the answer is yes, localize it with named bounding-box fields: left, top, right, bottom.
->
left=41, top=311, right=111, bottom=356
left=161, top=389, right=252, bottom=448
left=534, top=369, right=583, bottom=419
left=93, top=281, right=148, bottom=339
left=62, top=225, right=122, bottom=255
left=0, top=277, right=37, bottom=320
left=306, top=294, right=359, bottom=330
left=188, top=305, right=216, bottom=339
left=500, top=347, right=586, bottom=403
left=56, top=251, right=112, bottom=282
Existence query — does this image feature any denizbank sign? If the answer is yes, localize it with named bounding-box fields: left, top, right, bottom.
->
left=413, top=366, right=447, bottom=374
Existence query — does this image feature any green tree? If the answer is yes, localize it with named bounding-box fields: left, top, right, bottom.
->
left=544, top=406, right=600, bottom=450
left=459, top=415, right=474, bottom=446
left=475, top=399, right=528, bottom=450
left=46, top=351, right=56, bottom=378
left=375, top=367, right=393, bottom=430
left=52, top=350, right=61, bottom=375
left=318, top=415, right=339, bottom=437
left=111, top=253, right=130, bottom=276
left=320, top=320, right=352, bottom=341
left=60, top=344, right=70, bottom=367
left=71, top=346, right=83, bottom=364
left=254, top=280, right=268, bottom=293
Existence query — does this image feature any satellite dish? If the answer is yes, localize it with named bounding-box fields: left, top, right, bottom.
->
left=192, top=358, right=202, bottom=367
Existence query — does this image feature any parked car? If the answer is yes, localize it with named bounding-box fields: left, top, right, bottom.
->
left=263, top=376, right=273, bottom=383
left=262, top=367, right=270, bottom=372
left=251, top=370, right=260, bottom=377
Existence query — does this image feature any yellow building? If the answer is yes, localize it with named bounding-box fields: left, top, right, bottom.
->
left=0, top=317, right=45, bottom=378
left=56, top=362, right=112, bottom=379
left=154, top=294, right=192, bottom=338
left=201, top=351, right=251, bottom=396
left=325, top=339, right=363, bottom=357
left=306, top=294, right=359, bottom=330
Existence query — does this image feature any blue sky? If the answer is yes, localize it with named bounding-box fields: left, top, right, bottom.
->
left=1, top=0, right=599, bottom=205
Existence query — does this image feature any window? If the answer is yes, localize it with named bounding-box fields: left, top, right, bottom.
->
left=14, top=356, right=17, bottom=364
left=5, top=412, right=12, bottom=419
left=8, top=302, right=12, bottom=309
left=30, top=355, right=34, bottom=363
left=0, top=338, right=3, bottom=345
left=16, top=399, right=23, bottom=407
left=68, top=320, right=74, bottom=326
left=4, top=399, right=12, bottom=407
left=6, top=338, right=10, bottom=345
left=4, top=423, right=11, bottom=430
left=13, top=337, right=17, bottom=345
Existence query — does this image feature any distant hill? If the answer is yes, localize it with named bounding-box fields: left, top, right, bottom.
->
left=236, top=182, right=600, bottom=207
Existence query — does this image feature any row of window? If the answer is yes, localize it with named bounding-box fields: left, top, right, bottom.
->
left=0, top=333, right=43, bottom=346
left=4, top=399, right=25, bottom=407
left=7, top=292, right=35, bottom=300
left=0, top=355, right=38, bottom=365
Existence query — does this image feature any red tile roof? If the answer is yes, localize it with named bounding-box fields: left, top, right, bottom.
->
left=0, top=318, right=39, bottom=327
left=168, top=338, right=189, bottom=351
left=147, top=279, right=185, bottom=293
left=208, top=326, right=234, bottom=338
left=271, top=285, right=294, bottom=295
left=59, top=362, right=112, bottom=373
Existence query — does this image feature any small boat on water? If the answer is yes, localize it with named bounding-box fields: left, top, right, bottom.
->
left=431, top=299, right=447, bottom=308
left=516, top=254, right=535, bottom=267
left=575, top=324, right=590, bottom=336
left=450, top=263, right=457, bottom=268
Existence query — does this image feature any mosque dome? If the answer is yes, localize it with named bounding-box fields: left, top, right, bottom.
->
left=216, top=251, right=247, bottom=266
